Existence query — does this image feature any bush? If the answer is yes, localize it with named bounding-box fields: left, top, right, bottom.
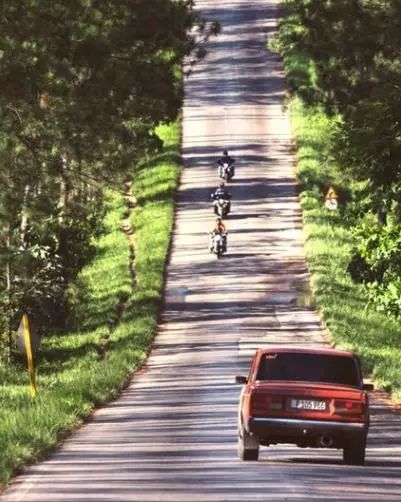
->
left=349, top=221, right=401, bottom=317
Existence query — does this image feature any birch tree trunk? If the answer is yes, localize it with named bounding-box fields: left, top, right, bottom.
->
left=59, top=154, right=69, bottom=222
left=20, top=184, right=31, bottom=249
left=121, top=178, right=137, bottom=290
left=5, top=225, right=12, bottom=361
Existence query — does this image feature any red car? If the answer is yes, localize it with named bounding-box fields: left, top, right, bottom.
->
left=235, top=346, right=373, bottom=465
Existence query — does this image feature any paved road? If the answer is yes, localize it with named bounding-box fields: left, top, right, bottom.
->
left=3, top=0, right=401, bottom=500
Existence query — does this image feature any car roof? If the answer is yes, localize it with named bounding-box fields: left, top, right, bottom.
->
left=256, top=346, right=355, bottom=358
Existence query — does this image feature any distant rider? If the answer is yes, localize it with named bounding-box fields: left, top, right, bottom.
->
left=210, top=182, right=231, bottom=214
left=217, top=150, right=235, bottom=177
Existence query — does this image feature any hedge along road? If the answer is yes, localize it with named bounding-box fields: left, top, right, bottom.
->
left=3, top=1, right=401, bottom=501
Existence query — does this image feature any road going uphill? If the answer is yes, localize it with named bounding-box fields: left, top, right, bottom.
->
left=2, top=1, right=401, bottom=500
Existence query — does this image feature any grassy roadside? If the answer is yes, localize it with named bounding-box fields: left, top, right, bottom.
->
left=0, top=122, right=181, bottom=488
left=288, top=91, right=401, bottom=401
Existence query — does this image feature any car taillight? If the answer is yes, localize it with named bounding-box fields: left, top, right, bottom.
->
left=250, top=394, right=283, bottom=414
left=330, top=399, right=365, bottom=416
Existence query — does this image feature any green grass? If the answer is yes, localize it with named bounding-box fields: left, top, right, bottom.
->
left=0, top=121, right=181, bottom=488
left=290, top=94, right=401, bottom=403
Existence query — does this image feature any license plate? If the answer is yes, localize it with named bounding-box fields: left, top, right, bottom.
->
left=290, top=399, right=326, bottom=411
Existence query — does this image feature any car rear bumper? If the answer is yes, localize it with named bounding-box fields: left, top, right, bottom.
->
left=247, top=417, right=367, bottom=441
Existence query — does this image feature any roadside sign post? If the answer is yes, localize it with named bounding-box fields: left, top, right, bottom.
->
left=22, top=313, right=37, bottom=396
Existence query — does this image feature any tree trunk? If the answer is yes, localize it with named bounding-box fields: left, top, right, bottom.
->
left=20, top=184, right=31, bottom=248
left=58, top=154, right=69, bottom=222
left=121, top=178, right=137, bottom=290
left=5, top=226, right=13, bottom=361
left=57, top=154, right=71, bottom=329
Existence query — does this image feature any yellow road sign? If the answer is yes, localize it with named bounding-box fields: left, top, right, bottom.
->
left=325, top=186, right=338, bottom=200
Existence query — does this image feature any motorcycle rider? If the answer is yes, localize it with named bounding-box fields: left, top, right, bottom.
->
left=214, top=217, right=226, bottom=234
left=217, top=150, right=235, bottom=178
left=210, top=182, right=231, bottom=214
left=210, top=217, right=227, bottom=252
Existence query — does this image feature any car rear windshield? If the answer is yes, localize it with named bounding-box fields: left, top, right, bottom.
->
left=256, top=352, right=360, bottom=387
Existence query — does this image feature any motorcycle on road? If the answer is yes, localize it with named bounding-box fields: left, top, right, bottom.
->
left=218, top=161, right=235, bottom=182
left=209, top=232, right=227, bottom=258
left=213, top=197, right=230, bottom=217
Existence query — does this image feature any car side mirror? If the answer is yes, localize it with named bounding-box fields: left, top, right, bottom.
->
left=363, top=383, right=374, bottom=391
left=235, top=375, right=248, bottom=384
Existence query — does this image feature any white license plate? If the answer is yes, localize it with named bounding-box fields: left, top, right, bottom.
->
left=290, top=399, right=327, bottom=411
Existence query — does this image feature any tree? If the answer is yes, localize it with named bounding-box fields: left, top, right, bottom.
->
left=279, top=0, right=401, bottom=213
left=278, top=0, right=401, bottom=317
left=0, top=0, right=216, bottom=345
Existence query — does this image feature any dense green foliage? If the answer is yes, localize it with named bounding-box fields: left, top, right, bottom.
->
left=276, top=0, right=401, bottom=316
left=0, top=121, right=181, bottom=487
left=0, top=1, right=216, bottom=354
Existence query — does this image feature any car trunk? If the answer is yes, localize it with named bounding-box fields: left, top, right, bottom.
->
left=250, top=381, right=366, bottom=422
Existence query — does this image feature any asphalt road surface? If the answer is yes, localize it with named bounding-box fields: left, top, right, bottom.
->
left=2, top=1, right=401, bottom=500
